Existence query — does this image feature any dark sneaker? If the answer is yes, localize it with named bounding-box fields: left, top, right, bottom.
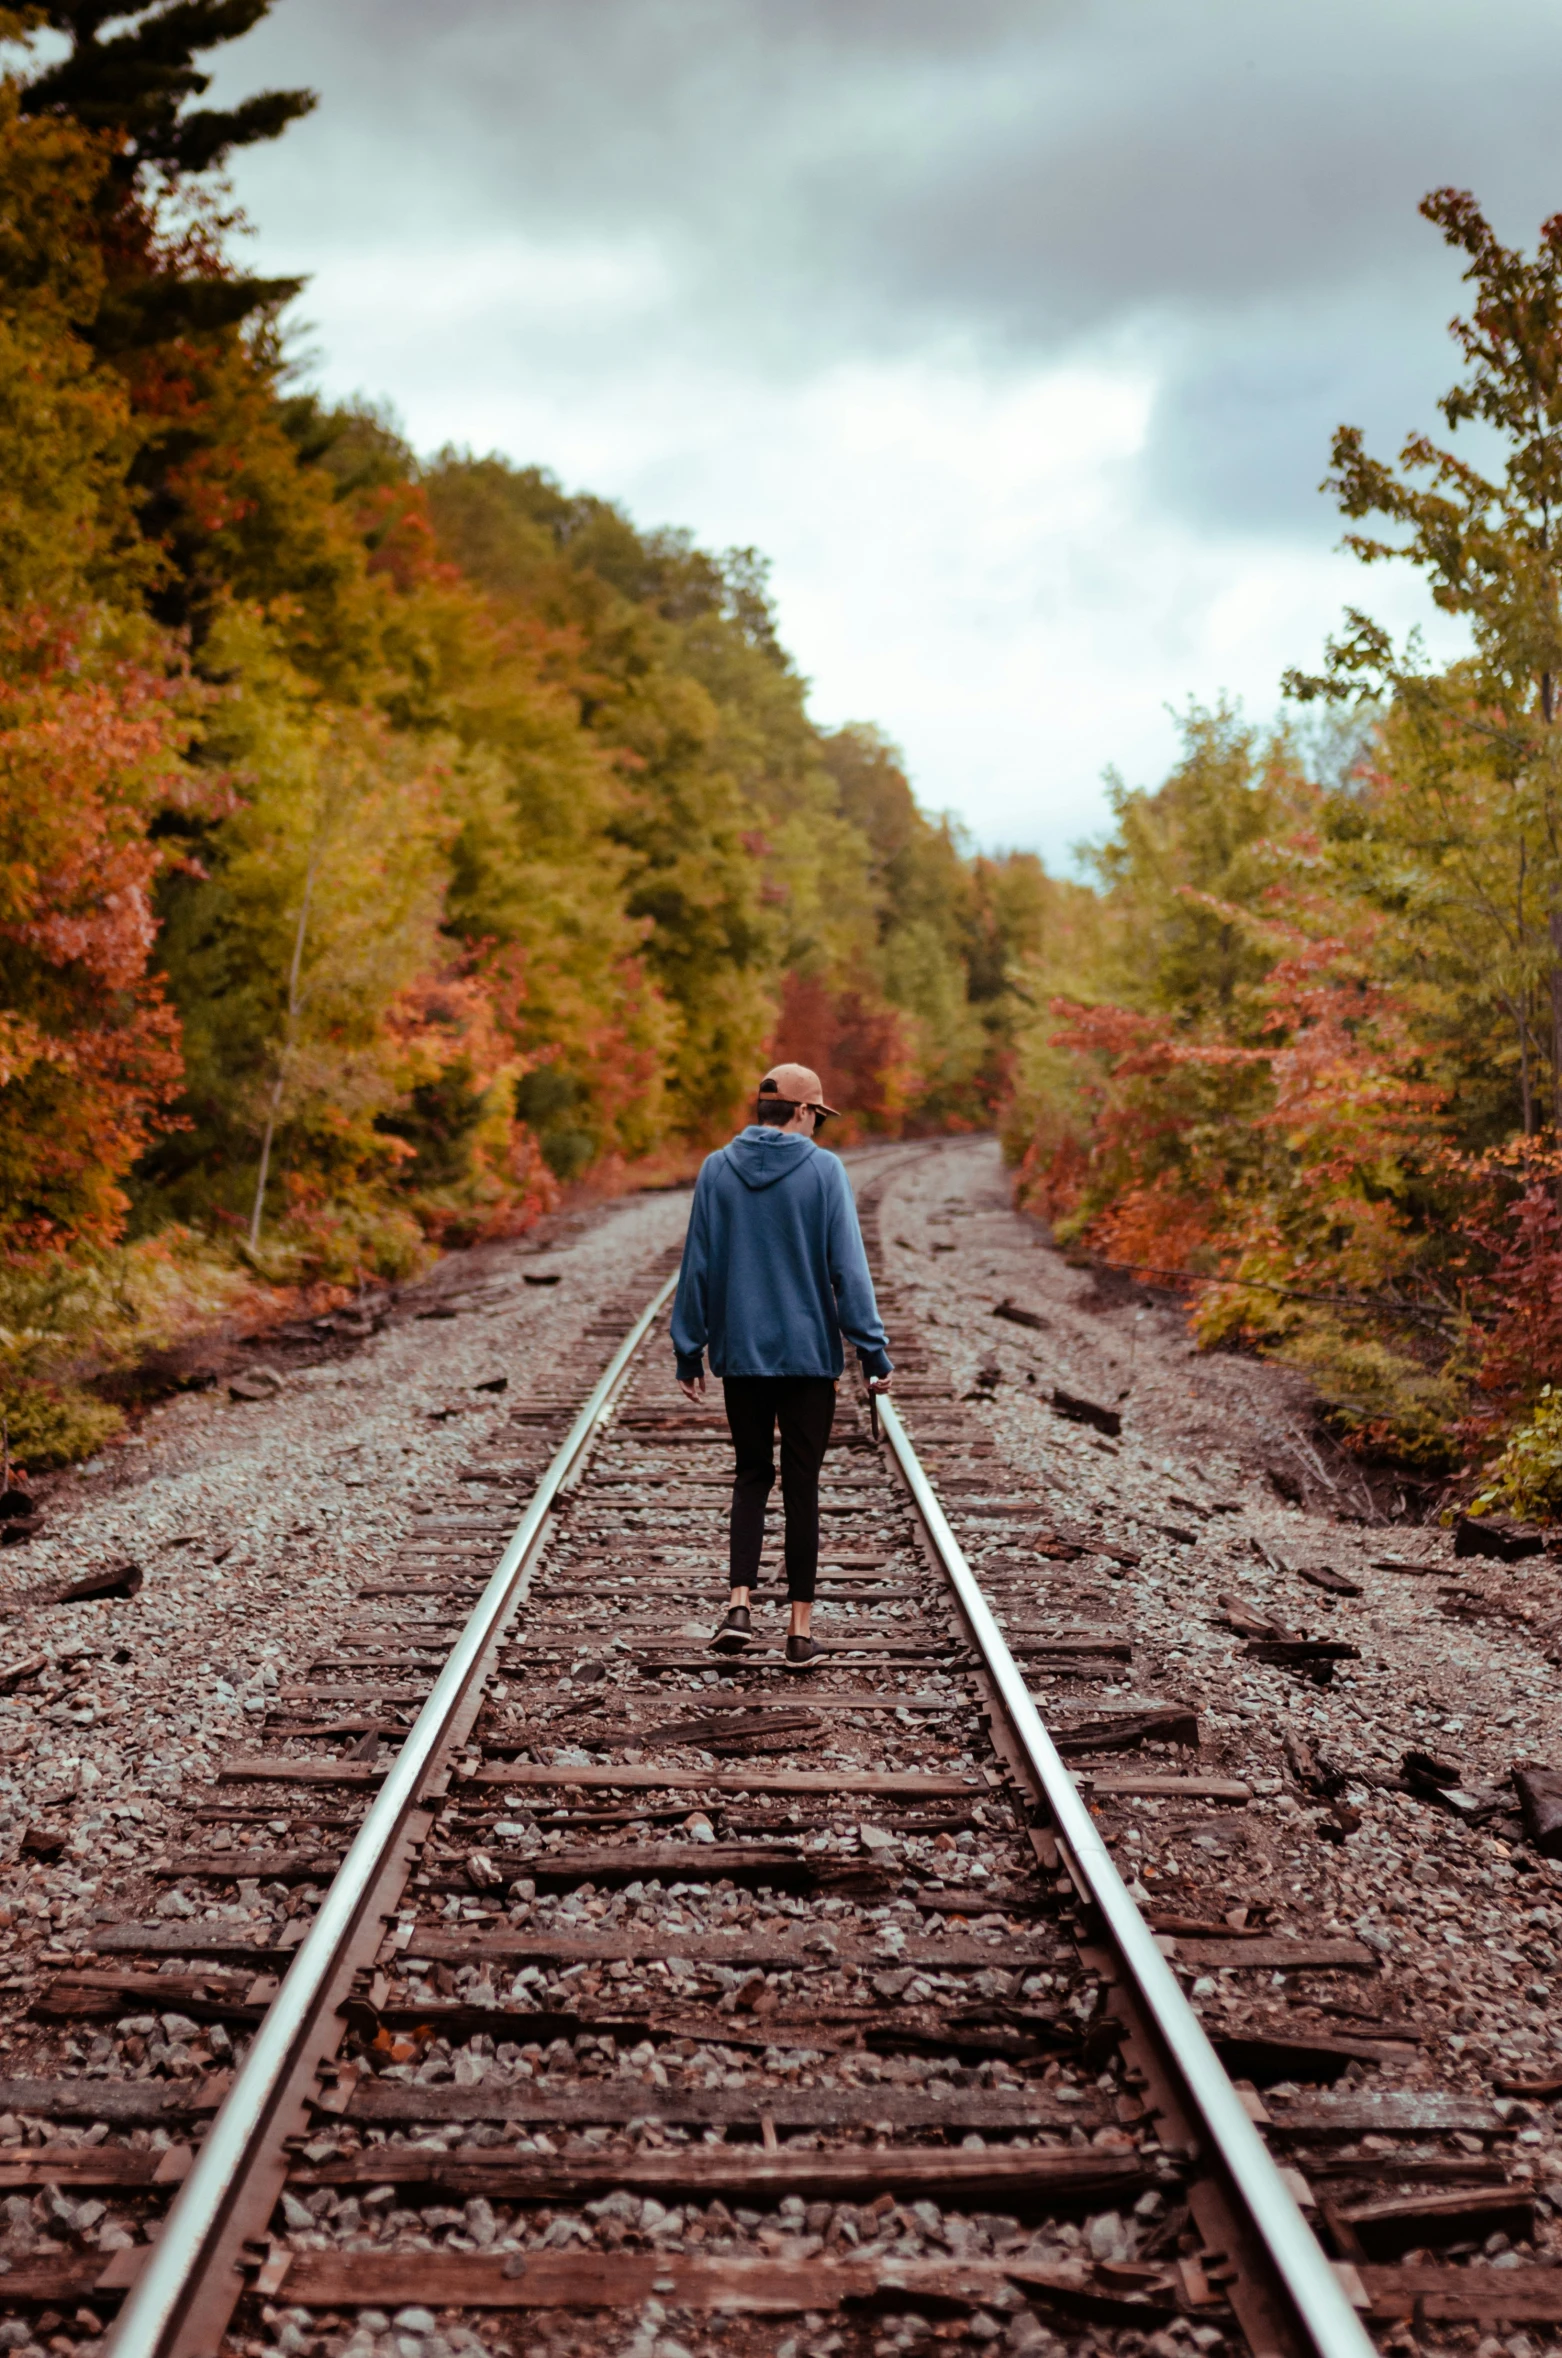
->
left=710, top=1607, right=752, bottom=1654
left=783, top=1634, right=823, bottom=1673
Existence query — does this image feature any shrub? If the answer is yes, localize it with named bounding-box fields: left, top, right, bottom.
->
left=1, top=1376, right=122, bottom=1470
left=1474, top=1386, right=1562, bottom=1523
left=1278, top=1321, right=1464, bottom=1471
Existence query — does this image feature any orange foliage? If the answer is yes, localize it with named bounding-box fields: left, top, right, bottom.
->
left=382, top=967, right=558, bottom=1243
left=0, top=617, right=191, bottom=1253
left=1037, top=892, right=1444, bottom=1299
left=1085, top=1184, right=1217, bottom=1276
left=770, top=971, right=920, bottom=1138
left=1014, top=1129, right=1090, bottom=1227
left=1447, top=1153, right=1562, bottom=1410
left=1254, top=918, right=1441, bottom=1199
left=357, top=481, right=465, bottom=596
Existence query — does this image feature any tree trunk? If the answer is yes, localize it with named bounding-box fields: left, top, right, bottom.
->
left=247, top=1071, right=286, bottom=1255
left=247, top=848, right=319, bottom=1252
left=1516, top=995, right=1536, bottom=1138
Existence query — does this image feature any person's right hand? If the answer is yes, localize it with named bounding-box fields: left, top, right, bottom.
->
left=867, top=1374, right=892, bottom=1394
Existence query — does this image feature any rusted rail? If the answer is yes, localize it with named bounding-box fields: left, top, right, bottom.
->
left=106, top=1279, right=678, bottom=2358
left=877, top=1392, right=1375, bottom=2358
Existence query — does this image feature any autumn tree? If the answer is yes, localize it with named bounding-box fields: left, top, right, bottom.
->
left=0, top=620, right=189, bottom=1258
left=19, top=1, right=314, bottom=348
left=1288, top=189, right=1562, bottom=1132
left=0, top=69, right=191, bottom=1261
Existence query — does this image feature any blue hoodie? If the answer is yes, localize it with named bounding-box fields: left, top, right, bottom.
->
left=671, top=1128, right=892, bottom=1384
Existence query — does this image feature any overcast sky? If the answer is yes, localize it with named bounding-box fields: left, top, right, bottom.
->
left=206, top=0, right=1562, bottom=864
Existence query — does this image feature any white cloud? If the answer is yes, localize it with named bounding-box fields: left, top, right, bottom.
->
left=284, top=290, right=1455, bottom=862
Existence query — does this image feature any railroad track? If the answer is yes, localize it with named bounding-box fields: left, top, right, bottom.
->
left=0, top=1155, right=1553, bottom=2356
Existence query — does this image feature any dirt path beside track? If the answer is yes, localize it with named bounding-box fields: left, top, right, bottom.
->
left=879, top=1138, right=1562, bottom=2099
left=0, top=1189, right=691, bottom=1989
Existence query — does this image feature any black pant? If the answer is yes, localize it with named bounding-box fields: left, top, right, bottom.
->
left=723, top=1377, right=836, bottom=1603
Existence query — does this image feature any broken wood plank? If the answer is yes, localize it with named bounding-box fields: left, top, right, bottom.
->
left=1049, top=1389, right=1121, bottom=1438
left=1295, top=1564, right=1362, bottom=1597
left=1217, top=1593, right=1295, bottom=1641
left=1241, top=1639, right=1360, bottom=1665
left=157, top=1850, right=342, bottom=1884
left=1342, top=2183, right=1535, bottom=2259
left=17, top=1560, right=143, bottom=1610
left=34, top=1966, right=256, bottom=2000
left=1453, top=1513, right=1545, bottom=1563
left=482, top=1693, right=976, bottom=1725
left=278, top=1687, right=432, bottom=1705
left=1041, top=1529, right=1141, bottom=1569
left=347, top=1997, right=1060, bottom=2060
left=641, top=1707, right=822, bottom=1748
left=457, top=1845, right=895, bottom=1895
left=1211, top=2030, right=1413, bottom=2084
left=1514, top=1763, right=1562, bottom=1859
left=542, top=1581, right=923, bottom=1599
left=602, top=1645, right=967, bottom=1667
left=1053, top=1706, right=1198, bottom=1756
left=991, top=1299, right=1050, bottom=1332
left=496, top=1630, right=956, bottom=1657
left=1300, top=2155, right=1512, bottom=2188
left=163, top=1842, right=854, bottom=1891
left=1495, top=2068, right=1562, bottom=2099
left=217, top=1756, right=383, bottom=1786
left=355, top=1582, right=484, bottom=1598
left=33, top=1970, right=264, bottom=2026
left=1359, top=2262, right=1562, bottom=2325
left=0, top=2257, right=131, bottom=2305
left=1016, top=1637, right=1133, bottom=1662
left=956, top=1504, right=1069, bottom=1523
left=1283, top=1732, right=1346, bottom=1801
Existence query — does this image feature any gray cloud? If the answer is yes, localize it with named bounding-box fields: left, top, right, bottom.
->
left=214, top=0, right=1562, bottom=543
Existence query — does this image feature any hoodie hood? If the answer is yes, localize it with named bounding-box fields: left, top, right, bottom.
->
left=722, top=1126, right=818, bottom=1191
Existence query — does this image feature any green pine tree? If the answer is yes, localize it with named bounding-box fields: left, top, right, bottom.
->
left=19, top=2, right=315, bottom=347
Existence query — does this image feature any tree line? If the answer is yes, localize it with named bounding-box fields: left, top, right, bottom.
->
left=0, top=2, right=1058, bottom=1465
left=9, top=5, right=1558, bottom=1508
left=1004, top=190, right=1562, bottom=1513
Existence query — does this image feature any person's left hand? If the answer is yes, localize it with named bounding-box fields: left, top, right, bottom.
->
left=679, top=1374, right=706, bottom=1404
left=867, top=1374, right=893, bottom=1394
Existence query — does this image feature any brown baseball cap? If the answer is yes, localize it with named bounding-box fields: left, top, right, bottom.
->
left=759, top=1061, right=840, bottom=1117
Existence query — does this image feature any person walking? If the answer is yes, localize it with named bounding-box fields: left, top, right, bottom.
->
left=671, top=1063, right=893, bottom=1671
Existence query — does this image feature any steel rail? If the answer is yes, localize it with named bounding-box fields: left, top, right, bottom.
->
left=875, top=1393, right=1377, bottom=2358
left=107, top=1274, right=679, bottom=2358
